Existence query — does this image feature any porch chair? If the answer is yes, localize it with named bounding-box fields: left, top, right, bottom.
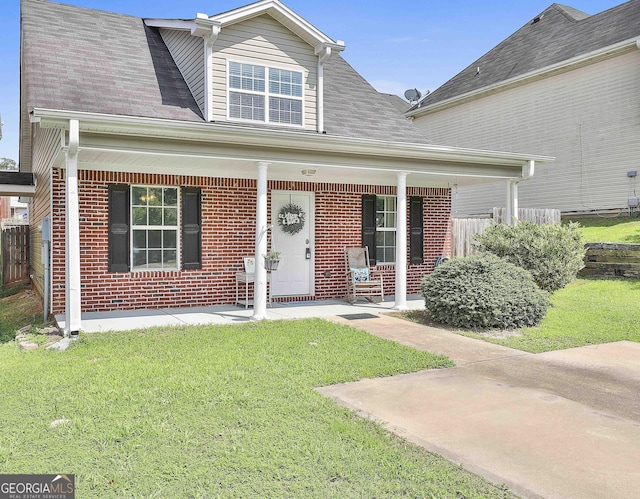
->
left=344, top=247, right=384, bottom=304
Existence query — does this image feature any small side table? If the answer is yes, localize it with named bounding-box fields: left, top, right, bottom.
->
left=235, top=272, right=271, bottom=308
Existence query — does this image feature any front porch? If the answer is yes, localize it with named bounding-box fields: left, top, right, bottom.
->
left=56, top=295, right=426, bottom=333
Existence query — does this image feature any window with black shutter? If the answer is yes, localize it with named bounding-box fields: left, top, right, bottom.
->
left=361, top=194, right=377, bottom=265
left=410, top=196, right=424, bottom=264
left=108, top=185, right=130, bottom=272
left=182, top=187, right=202, bottom=270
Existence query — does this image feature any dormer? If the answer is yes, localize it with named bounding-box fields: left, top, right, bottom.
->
left=145, top=0, right=345, bottom=132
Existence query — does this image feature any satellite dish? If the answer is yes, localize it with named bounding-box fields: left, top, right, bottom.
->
left=404, top=88, right=422, bottom=103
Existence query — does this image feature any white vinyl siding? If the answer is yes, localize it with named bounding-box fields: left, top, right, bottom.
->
left=211, top=14, right=317, bottom=129
left=30, top=126, right=63, bottom=299
left=159, top=29, right=205, bottom=115
left=413, top=50, right=640, bottom=216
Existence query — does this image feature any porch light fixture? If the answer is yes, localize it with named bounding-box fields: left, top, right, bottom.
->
left=301, top=169, right=317, bottom=176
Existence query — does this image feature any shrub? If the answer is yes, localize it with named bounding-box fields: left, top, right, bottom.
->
left=475, top=221, right=585, bottom=292
left=421, top=253, right=549, bottom=329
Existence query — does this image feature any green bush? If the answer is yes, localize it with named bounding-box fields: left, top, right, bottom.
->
left=475, top=221, right=585, bottom=292
left=421, top=253, right=549, bottom=329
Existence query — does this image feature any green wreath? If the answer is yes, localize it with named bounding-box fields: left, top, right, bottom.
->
left=277, top=203, right=306, bottom=235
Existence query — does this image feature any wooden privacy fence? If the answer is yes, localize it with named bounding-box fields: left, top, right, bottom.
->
left=2, top=224, right=30, bottom=287
left=452, top=218, right=494, bottom=257
left=452, top=208, right=561, bottom=257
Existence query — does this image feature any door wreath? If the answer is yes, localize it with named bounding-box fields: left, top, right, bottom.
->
left=277, top=202, right=306, bottom=235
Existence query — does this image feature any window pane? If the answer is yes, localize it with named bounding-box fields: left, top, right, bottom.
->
left=269, top=97, right=302, bottom=125
left=163, top=230, right=176, bottom=249
left=148, top=188, right=162, bottom=206
left=164, top=207, right=177, bottom=226
left=133, top=249, right=146, bottom=268
left=148, top=230, right=162, bottom=248
left=164, top=188, right=177, bottom=206
left=133, top=230, right=146, bottom=249
left=132, top=186, right=146, bottom=206
left=133, top=207, right=147, bottom=226
left=163, top=250, right=177, bottom=267
left=148, top=250, right=162, bottom=267
left=386, top=213, right=396, bottom=227
left=149, top=207, right=162, bottom=226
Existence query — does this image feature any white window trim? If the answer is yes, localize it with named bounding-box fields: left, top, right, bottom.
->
left=376, top=195, right=397, bottom=265
left=226, top=59, right=305, bottom=128
left=130, top=185, right=181, bottom=272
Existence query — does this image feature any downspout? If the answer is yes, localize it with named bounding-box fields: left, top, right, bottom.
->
left=315, top=46, right=331, bottom=133
left=506, top=160, right=535, bottom=225
left=65, top=119, right=81, bottom=335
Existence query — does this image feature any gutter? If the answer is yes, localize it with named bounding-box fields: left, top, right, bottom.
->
left=30, top=108, right=553, bottom=168
left=408, top=36, right=640, bottom=118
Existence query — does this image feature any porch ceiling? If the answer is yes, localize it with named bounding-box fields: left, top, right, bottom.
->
left=52, top=133, right=546, bottom=189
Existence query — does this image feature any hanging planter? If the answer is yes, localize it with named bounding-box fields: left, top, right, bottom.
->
left=277, top=202, right=306, bottom=235
left=264, top=250, right=281, bottom=271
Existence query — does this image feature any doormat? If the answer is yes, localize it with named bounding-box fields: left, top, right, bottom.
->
left=337, top=313, right=379, bottom=320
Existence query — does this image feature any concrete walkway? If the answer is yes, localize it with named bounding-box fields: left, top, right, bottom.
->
left=55, top=297, right=426, bottom=333
left=321, top=315, right=640, bottom=499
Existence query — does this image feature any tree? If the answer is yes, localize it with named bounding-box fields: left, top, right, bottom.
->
left=0, top=157, right=17, bottom=171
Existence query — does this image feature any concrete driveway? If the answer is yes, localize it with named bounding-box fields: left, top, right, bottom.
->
left=320, top=315, right=640, bottom=499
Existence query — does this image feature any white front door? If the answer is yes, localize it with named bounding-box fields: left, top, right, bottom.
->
left=271, top=191, right=313, bottom=296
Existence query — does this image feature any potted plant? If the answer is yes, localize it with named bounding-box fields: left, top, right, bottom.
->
left=264, top=250, right=281, bottom=271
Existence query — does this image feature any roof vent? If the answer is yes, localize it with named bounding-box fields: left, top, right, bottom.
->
left=531, top=14, right=543, bottom=25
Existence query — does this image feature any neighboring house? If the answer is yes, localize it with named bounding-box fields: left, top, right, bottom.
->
left=408, top=0, right=640, bottom=217
left=18, top=0, right=549, bottom=334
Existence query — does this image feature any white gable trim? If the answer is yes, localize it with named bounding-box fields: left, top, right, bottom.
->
left=210, top=0, right=344, bottom=52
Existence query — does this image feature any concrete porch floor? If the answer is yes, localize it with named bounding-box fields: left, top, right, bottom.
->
left=55, top=295, right=425, bottom=333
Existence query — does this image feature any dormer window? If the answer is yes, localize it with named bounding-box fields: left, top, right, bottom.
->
left=228, top=61, right=303, bottom=126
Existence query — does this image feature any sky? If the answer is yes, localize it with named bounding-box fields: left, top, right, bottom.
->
left=0, top=0, right=624, bottom=164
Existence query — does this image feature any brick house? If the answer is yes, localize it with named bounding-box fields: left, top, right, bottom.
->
left=19, top=0, right=550, bottom=334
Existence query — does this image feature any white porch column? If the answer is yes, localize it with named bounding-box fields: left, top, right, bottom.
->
left=506, top=179, right=518, bottom=226
left=394, top=172, right=408, bottom=310
left=65, top=119, right=81, bottom=335
left=252, top=162, right=269, bottom=320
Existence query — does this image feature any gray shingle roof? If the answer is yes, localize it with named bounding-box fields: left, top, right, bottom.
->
left=22, top=0, right=203, bottom=121
left=21, top=0, right=426, bottom=143
left=416, top=0, right=640, bottom=109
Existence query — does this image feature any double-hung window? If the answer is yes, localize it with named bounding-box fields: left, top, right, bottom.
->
left=131, top=186, right=178, bottom=270
left=229, top=61, right=303, bottom=126
left=375, top=196, right=397, bottom=264
left=362, top=194, right=424, bottom=265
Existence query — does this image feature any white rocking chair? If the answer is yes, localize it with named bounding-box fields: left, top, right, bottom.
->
left=344, top=247, right=384, bottom=304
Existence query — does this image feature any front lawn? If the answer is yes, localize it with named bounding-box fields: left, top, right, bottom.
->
left=446, top=278, right=640, bottom=353
left=0, top=319, right=513, bottom=498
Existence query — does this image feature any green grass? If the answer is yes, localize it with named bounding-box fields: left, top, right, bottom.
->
left=0, top=286, right=43, bottom=342
left=451, top=278, right=640, bottom=353
left=0, top=319, right=514, bottom=498
left=564, top=215, right=640, bottom=243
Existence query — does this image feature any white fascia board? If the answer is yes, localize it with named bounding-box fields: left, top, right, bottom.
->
left=31, top=108, right=553, bottom=169
left=0, top=185, right=36, bottom=196
left=143, top=18, right=196, bottom=30
left=210, top=0, right=342, bottom=49
left=408, top=36, right=640, bottom=118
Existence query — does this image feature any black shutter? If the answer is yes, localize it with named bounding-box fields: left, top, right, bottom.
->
left=182, top=187, right=202, bottom=270
left=108, top=185, right=130, bottom=272
left=410, top=196, right=424, bottom=264
left=362, top=194, right=377, bottom=265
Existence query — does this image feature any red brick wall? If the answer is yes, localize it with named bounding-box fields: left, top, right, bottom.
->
left=51, top=169, right=451, bottom=313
